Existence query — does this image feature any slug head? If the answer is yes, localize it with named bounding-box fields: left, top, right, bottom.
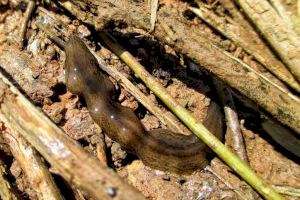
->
left=64, top=36, right=100, bottom=95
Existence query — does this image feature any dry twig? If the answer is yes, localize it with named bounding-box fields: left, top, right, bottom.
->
left=149, top=0, right=159, bottom=32
left=19, top=0, right=35, bottom=48
left=213, top=80, right=258, bottom=200
left=1, top=127, right=64, bottom=200
left=213, top=80, right=248, bottom=163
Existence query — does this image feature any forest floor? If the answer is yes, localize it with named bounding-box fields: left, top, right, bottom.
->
left=0, top=0, right=299, bottom=200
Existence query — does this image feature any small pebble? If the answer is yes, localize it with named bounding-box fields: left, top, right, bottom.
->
left=78, top=24, right=91, bottom=38
left=45, top=45, right=57, bottom=60
left=107, top=187, right=117, bottom=197
left=27, top=39, right=40, bottom=55
left=162, top=175, right=171, bottom=181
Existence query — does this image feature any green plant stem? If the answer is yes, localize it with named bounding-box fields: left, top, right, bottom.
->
left=100, top=32, right=283, bottom=200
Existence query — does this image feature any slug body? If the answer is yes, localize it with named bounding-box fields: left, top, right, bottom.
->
left=64, top=36, right=224, bottom=174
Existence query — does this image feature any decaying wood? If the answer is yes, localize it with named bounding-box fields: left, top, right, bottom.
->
left=0, top=46, right=53, bottom=104
left=189, top=6, right=300, bottom=93
left=262, top=119, right=300, bottom=157
left=269, top=0, right=294, bottom=30
left=0, top=60, right=145, bottom=200
left=0, top=160, right=18, bottom=200
left=1, top=127, right=64, bottom=200
left=59, top=0, right=300, bottom=134
left=220, top=0, right=249, bottom=27
left=234, top=0, right=300, bottom=82
left=268, top=0, right=300, bottom=35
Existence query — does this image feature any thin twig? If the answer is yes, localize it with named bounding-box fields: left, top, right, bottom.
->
left=212, top=80, right=257, bottom=200
left=149, top=0, right=159, bottom=32
left=94, top=133, right=107, bottom=165
left=19, top=0, right=35, bottom=48
left=2, top=127, right=64, bottom=200
left=99, top=31, right=283, bottom=200
left=213, top=80, right=248, bottom=163
left=71, top=186, right=86, bottom=200
left=157, top=17, right=177, bottom=41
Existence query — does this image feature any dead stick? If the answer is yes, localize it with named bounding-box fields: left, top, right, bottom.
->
left=19, top=0, right=35, bottom=48
left=213, top=80, right=248, bottom=163
left=1, top=126, right=64, bottom=200
left=213, top=81, right=259, bottom=199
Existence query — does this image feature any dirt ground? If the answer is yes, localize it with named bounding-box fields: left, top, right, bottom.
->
left=0, top=0, right=299, bottom=199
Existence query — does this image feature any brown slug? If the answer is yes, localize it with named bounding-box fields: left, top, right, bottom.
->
left=64, top=36, right=224, bottom=174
